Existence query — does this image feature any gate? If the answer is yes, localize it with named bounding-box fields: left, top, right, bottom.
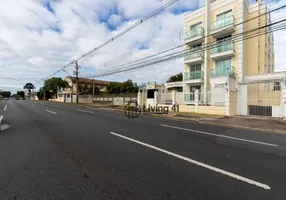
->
left=157, top=92, right=172, bottom=105
left=247, top=83, right=281, bottom=117
left=211, top=84, right=225, bottom=106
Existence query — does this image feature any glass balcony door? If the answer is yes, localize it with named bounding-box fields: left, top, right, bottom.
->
left=211, top=35, right=233, bottom=54
left=212, top=58, right=233, bottom=77
left=212, top=10, right=234, bottom=31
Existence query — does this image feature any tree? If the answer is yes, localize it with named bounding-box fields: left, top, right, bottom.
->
left=23, top=83, right=35, bottom=96
left=107, top=82, right=121, bottom=94
left=87, top=86, right=100, bottom=95
left=37, top=87, right=51, bottom=100
left=167, top=73, right=183, bottom=83
left=17, top=91, right=25, bottom=99
left=0, top=91, right=11, bottom=98
left=43, top=77, right=69, bottom=97
left=107, top=80, right=138, bottom=94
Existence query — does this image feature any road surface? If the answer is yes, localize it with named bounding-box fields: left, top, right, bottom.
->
left=0, top=99, right=286, bottom=199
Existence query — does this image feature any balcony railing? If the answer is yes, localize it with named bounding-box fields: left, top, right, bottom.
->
left=185, top=27, right=204, bottom=40
left=184, top=71, right=203, bottom=80
left=184, top=93, right=195, bottom=102
left=184, top=50, right=203, bottom=60
left=210, top=42, right=233, bottom=54
left=212, top=15, right=234, bottom=31
left=211, top=66, right=234, bottom=77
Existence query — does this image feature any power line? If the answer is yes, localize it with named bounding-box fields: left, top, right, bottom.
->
left=84, top=18, right=286, bottom=78
left=94, top=21, right=286, bottom=77
left=84, top=30, right=184, bottom=74
left=81, top=4, right=286, bottom=78
left=34, top=0, right=179, bottom=86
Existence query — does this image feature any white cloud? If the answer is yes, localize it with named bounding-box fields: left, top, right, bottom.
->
left=108, top=14, right=122, bottom=27
left=0, top=0, right=285, bottom=94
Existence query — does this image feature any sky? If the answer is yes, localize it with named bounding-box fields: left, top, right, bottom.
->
left=0, top=0, right=285, bottom=93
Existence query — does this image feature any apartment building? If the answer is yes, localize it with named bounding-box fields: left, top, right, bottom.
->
left=182, top=0, right=286, bottom=117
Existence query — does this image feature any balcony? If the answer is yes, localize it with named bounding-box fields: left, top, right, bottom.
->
left=211, top=66, right=234, bottom=78
left=211, top=15, right=235, bottom=37
left=185, top=27, right=204, bottom=45
left=184, top=71, right=204, bottom=84
left=184, top=50, right=204, bottom=65
left=210, top=42, right=235, bottom=60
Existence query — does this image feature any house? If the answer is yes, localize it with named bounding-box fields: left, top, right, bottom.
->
left=56, top=76, right=110, bottom=103
left=181, top=0, right=286, bottom=117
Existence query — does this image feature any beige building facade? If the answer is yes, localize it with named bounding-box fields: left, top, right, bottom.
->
left=181, top=0, right=286, bottom=117
left=56, top=76, right=110, bottom=103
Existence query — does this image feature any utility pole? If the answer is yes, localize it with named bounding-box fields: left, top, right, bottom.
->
left=43, top=79, right=45, bottom=101
left=92, top=78, right=95, bottom=104
left=72, top=60, right=79, bottom=104
left=75, top=61, right=79, bottom=104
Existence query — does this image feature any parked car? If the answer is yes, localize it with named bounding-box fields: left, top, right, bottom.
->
left=4, top=97, right=9, bottom=100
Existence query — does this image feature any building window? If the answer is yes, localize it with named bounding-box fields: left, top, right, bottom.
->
left=191, top=43, right=202, bottom=50
left=274, top=82, right=281, bottom=91
left=215, top=58, right=231, bottom=69
left=190, top=64, right=201, bottom=72
left=216, top=10, right=232, bottom=20
left=190, top=85, right=201, bottom=92
left=217, top=35, right=232, bottom=42
left=67, top=94, right=70, bottom=98
left=190, top=22, right=202, bottom=31
left=147, top=89, right=156, bottom=98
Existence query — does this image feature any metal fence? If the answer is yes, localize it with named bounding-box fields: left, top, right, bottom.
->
left=157, top=92, right=173, bottom=105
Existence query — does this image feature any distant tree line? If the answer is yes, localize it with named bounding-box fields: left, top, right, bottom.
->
left=0, top=91, right=11, bottom=98
left=106, top=79, right=138, bottom=94
left=166, top=73, right=182, bottom=83
left=35, top=77, right=139, bottom=100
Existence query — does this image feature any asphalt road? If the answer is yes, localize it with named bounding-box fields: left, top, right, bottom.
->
left=1, top=100, right=286, bottom=199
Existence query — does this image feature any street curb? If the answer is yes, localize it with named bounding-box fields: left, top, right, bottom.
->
left=195, top=120, right=286, bottom=135
left=51, top=102, right=286, bottom=135
left=82, top=106, right=286, bottom=134
left=153, top=115, right=286, bottom=135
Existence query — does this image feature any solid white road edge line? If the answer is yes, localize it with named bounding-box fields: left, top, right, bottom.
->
left=110, top=131, right=271, bottom=190
left=161, top=124, right=277, bottom=147
left=4, top=105, right=7, bottom=111
left=45, top=109, right=57, bottom=115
